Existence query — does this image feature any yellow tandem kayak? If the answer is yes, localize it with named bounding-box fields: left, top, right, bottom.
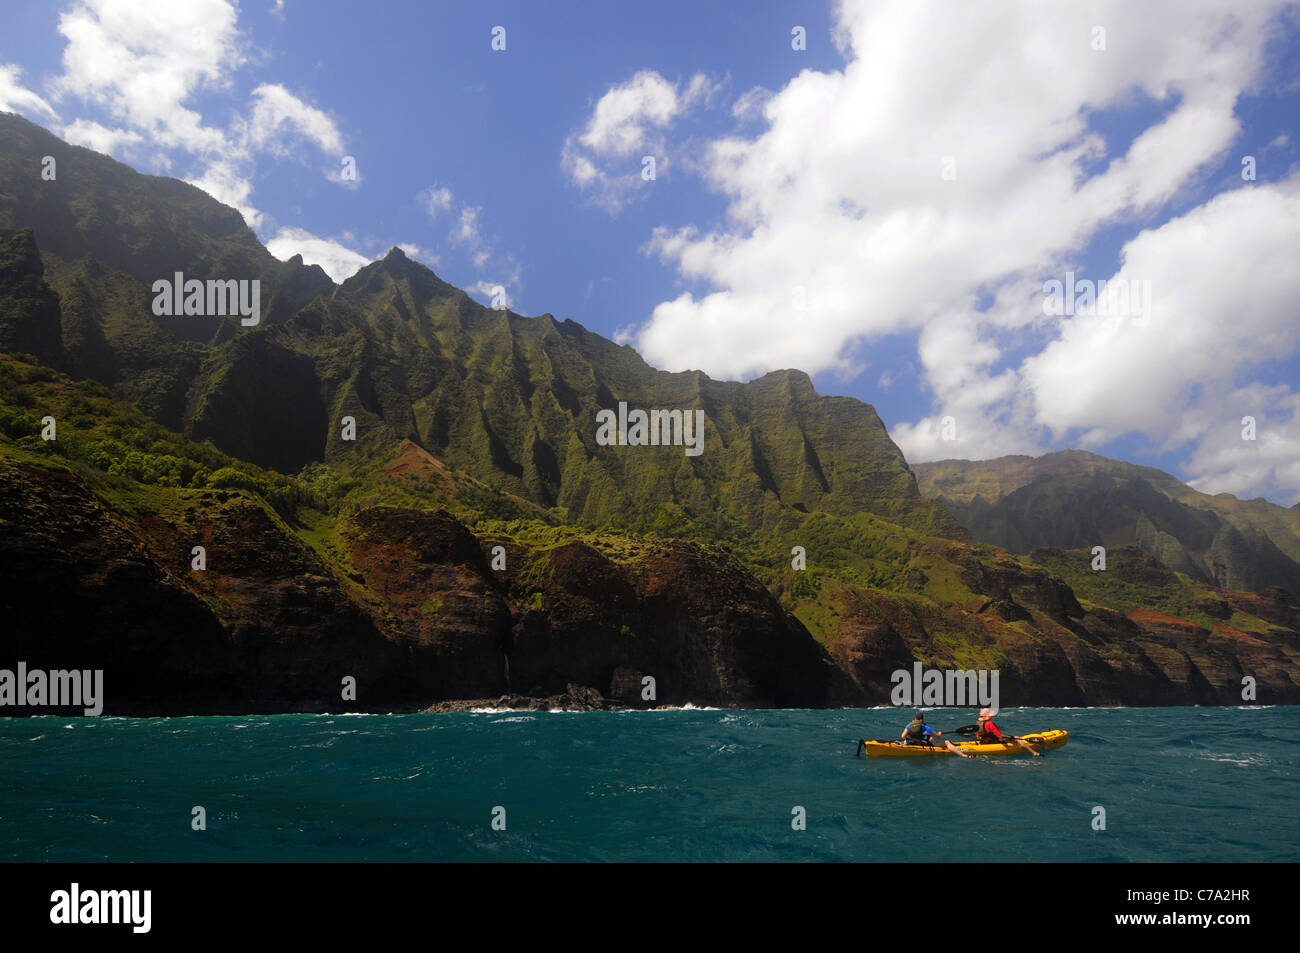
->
left=857, top=729, right=1068, bottom=757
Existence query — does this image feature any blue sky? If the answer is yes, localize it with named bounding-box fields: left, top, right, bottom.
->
left=2, top=0, right=1299, bottom=504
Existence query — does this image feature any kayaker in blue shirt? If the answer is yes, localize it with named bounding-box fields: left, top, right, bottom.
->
left=900, top=711, right=968, bottom=757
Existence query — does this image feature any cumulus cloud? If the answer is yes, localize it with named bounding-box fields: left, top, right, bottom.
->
left=265, top=226, right=370, bottom=282
left=1021, top=177, right=1300, bottom=447
left=577, top=70, right=680, bottom=156
left=1183, top=386, right=1300, bottom=506
left=60, top=117, right=141, bottom=154
left=41, top=0, right=349, bottom=233
left=51, top=0, right=241, bottom=154
left=563, top=69, right=719, bottom=212
left=616, top=0, right=1298, bottom=499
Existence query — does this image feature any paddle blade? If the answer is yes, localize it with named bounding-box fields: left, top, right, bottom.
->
left=856, top=739, right=866, bottom=758
left=953, top=724, right=979, bottom=736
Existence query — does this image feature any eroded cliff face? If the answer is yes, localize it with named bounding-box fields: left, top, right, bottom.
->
left=0, top=461, right=418, bottom=713
left=820, top=539, right=1300, bottom=706
left=3, top=457, right=1296, bottom=714
left=499, top=538, right=847, bottom=707
left=0, top=462, right=848, bottom=713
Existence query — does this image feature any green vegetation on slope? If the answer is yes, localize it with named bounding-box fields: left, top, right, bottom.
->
left=915, top=450, right=1300, bottom=594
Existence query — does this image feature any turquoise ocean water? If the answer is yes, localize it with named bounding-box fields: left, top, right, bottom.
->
left=2, top=706, right=1296, bottom=862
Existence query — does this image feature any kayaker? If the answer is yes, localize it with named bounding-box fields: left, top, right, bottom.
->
left=900, top=711, right=969, bottom=757
left=977, top=708, right=1041, bottom=756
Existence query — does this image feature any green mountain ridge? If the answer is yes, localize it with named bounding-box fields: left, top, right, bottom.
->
left=1, top=112, right=960, bottom=543
left=1, top=112, right=1298, bottom=711
left=914, top=450, right=1300, bottom=594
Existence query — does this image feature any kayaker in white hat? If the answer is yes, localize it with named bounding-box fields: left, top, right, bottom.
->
left=977, top=708, right=1041, bottom=756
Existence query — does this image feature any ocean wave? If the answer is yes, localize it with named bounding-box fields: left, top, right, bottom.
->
left=1201, top=753, right=1268, bottom=767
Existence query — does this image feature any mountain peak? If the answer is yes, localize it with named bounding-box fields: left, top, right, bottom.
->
left=336, top=241, right=456, bottom=300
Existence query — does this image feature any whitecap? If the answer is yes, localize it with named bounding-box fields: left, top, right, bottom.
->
left=1202, top=753, right=1267, bottom=767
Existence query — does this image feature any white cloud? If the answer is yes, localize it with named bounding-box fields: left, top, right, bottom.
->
left=61, top=117, right=141, bottom=154
left=452, top=206, right=494, bottom=268
left=1183, top=387, right=1300, bottom=506
left=1022, top=176, right=1300, bottom=447
left=419, top=186, right=453, bottom=221
left=51, top=0, right=242, bottom=154
left=44, top=0, right=350, bottom=234
left=270, top=0, right=286, bottom=20
left=617, top=0, right=1297, bottom=498
left=436, top=200, right=520, bottom=295
left=577, top=70, right=681, bottom=157
left=0, top=64, right=58, bottom=120
left=454, top=207, right=480, bottom=242
left=244, top=83, right=343, bottom=157
left=266, top=226, right=370, bottom=282
left=470, top=280, right=513, bottom=310
left=453, top=207, right=483, bottom=261
left=396, top=242, right=438, bottom=267
left=185, top=159, right=263, bottom=229
left=385, top=242, right=438, bottom=268
left=563, top=69, right=718, bottom=212
left=731, top=86, right=772, bottom=122
left=892, top=170, right=1300, bottom=467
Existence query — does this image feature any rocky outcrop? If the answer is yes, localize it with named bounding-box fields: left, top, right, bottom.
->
left=0, top=229, right=63, bottom=366
left=492, top=536, right=848, bottom=707
left=0, top=463, right=847, bottom=712
left=817, top=540, right=1300, bottom=707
